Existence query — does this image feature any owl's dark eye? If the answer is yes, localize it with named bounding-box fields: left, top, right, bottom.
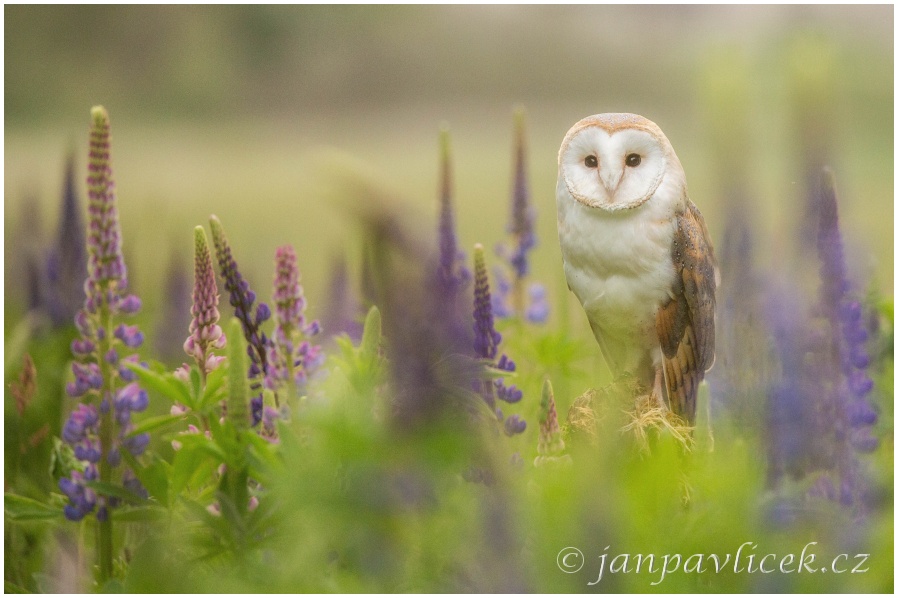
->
left=584, top=155, right=598, bottom=168
left=625, top=153, right=641, bottom=167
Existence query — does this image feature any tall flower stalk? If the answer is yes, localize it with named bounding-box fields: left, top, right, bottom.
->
left=184, top=226, right=226, bottom=382
left=436, top=128, right=471, bottom=296
left=62, top=107, right=148, bottom=584
left=46, top=151, right=88, bottom=326
left=494, top=109, right=548, bottom=324
left=766, top=169, right=880, bottom=514
left=534, top=379, right=570, bottom=467
left=266, top=244, right=322, bottom=406
left=814, top=169, right=877, bottom=508
left=473, top=244, right=525, bottom=436
left=155, top=250, right=192, bottom=363
left=209, top=215, right=271, bottom=426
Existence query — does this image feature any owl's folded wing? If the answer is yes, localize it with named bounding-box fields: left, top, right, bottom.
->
left=655, top=200, right=718, bottom=425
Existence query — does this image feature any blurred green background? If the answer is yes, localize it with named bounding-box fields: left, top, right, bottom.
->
left=5, top=5, right=893, bottom=337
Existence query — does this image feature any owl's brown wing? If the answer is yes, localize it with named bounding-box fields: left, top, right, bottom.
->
left=655, top=199, right=718, bottom=425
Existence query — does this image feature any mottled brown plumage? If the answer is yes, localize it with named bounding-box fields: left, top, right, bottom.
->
left=656, top=200, right=718, bottom=424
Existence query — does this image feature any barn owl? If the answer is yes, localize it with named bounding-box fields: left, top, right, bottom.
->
left=556, top=113, right=717, bottom=425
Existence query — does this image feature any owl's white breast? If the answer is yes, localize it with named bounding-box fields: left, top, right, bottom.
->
left=556, top=176, right=680, bottom=375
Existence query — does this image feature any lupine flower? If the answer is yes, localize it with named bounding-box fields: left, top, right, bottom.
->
left=359, top=209, right=475, bottom=430
left=209, top=215, right=271, bottom=426
left=182, top=226, right=226, bottom=380
left=266, top=244, right=322, bottom=399
left=155, top=250, right=192, bottom=363
left=46, top=152, right=88, bottom=326
left=493, top=109, right=548, bottom=324
left=473, top=244, right=525, bottom=436
left=534, top=379, right=570, bottom=467
left=490, top=266, right=514, bottom=320
left=62, top=106, right=148, bottom=522
left=473, top=245, right=502, bottom=362
left=59, top=466, right=98, bottom=522
left=321, top=254, right=364, bottom=342
left=766, top=169, right=879, bottom=513
left=506, top=108, right=536, bottom=279
left=524, top=283, right=549, bottom=324
left=814, top=169, right=877, bottom=507
left=436, top=128, right=471, bottom=296
left=765, top=292, right=819, bottom=483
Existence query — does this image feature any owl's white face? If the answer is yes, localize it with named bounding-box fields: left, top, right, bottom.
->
left=558, top=113, right=681, bottom=211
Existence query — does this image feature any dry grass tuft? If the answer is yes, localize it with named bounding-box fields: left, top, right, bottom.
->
left=620, top=393, right=695, bottom=455
left=564, top=375, right=696, bottom=455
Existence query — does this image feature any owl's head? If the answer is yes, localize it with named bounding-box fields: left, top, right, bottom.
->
left=557, top=113, right=685, bottom=211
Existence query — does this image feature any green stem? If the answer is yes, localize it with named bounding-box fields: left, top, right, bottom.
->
left=96, top=301, right=115, bottom=585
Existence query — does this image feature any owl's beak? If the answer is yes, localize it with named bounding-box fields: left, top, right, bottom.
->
left=600, top=170, right=623, bottom=199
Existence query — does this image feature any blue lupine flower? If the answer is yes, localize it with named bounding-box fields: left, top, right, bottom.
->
left=46, top=152, right=88, bottom=326
left=62, top=106, right=149, bottom=522
left=472, top=244, right=526, bottom=436
left=210, top=215, right=271, bottom=426
left=436, top=129, right=472, bottom=296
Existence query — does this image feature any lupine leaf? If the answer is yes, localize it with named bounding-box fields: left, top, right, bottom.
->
left=4, top=493, right=62, bottom=523
left=199, top=363, right=228, bottom=411
left=360, top=305, right=381, bottom=361
left=127, top=414, right=184, bottom=438
left=170, top=440, right=218, bottom=499
left=110, top=505, right=166, bottom=522
left=82, top=481, right=151, bottom=505
left=124, top=363, right=192, bottom=408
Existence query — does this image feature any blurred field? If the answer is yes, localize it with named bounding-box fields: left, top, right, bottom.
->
left=5, top=6, right=893, bottom=330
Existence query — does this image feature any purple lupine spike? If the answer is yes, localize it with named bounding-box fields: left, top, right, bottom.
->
left=507, top=108, right=536, bottom=279
left=266, top=245, right=321, bottom=396
left=503, top=414, right=527, bottom=436
left=473, top=244, right=501, bottom=361
left=209, top=215, right=270, bottom=425
left=815, top=171, right=878, bottom=456
left=61, top=107, right=149, bottom=525
left=86, top=107, right=127, bottom=295
left=436, top=128, right=472, bottom=295
left=154, top=251, right=191, bottom=363
left=183, top=226, right=226, bottom=380
left=471, top=244, right=525, bottom=435
left=321, top=254, right=364, bottom=342
left=525, top=283, right=550, bottom=324
left=492, top=109, right=550, bottom=324
left=766, top=170, right=879, bottom=512
left=46, top=151, right=88, bottom=327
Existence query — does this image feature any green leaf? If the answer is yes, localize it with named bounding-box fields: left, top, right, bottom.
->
left=198, top=364, right=227, bottom=411
left=4, top=493, right=62, bottom=523
left=127, top=414, right=185, bottom=438
left=136, top=457, right=171, bottom=508
left=82, top=481, right=150, bottom=505
left=170, top=437, right=220, bottom=498
left=110, top=505, right=166, bottom=522
left=124, top=363, right=192, bottom=408
left=360, top=305, right=382, bottom=360
left=4, top=580, right=31, bottom=593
